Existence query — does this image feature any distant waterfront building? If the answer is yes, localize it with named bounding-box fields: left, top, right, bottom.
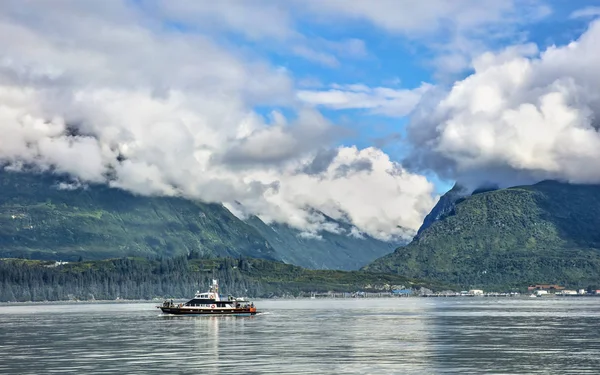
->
left=45, top=260, right=70, bottom=268
left=528, top=284, right=565, bottom=291
left=468, top=289, right=484, bottom=295
left=559, top=290, right=577, bottom=295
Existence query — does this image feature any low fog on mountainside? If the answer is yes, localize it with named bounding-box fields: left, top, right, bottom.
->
left=0, top=171, right=397, bottom=270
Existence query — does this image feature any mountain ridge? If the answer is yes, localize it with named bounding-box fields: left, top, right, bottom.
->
left=416, top=183, right=468, bottom=236
left=364, top=180, right=600, bottom=289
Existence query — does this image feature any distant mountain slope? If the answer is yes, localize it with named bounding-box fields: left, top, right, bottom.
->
left=0, top=171, right=276, bottom=261
left=245, top=215, right=399, bottom=271
left=0, top=171, right=399, bottom=270
left=365, top=181, right=600, bottom=289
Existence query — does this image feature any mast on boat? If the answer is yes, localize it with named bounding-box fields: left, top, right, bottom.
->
left=211, top=279, right=220, bottom=301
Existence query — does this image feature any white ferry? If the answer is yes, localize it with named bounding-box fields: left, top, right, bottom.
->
left=158, top=279, right=258, bottom=316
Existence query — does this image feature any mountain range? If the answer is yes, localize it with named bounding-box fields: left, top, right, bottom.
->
left=7, top=169, right=600, bottom=290
left=0, top=170, right=397, bottom=270
left=365, top=180, right=600, bottom=289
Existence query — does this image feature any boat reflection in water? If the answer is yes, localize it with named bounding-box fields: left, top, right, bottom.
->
left=157, top=279, right=258, bottom=316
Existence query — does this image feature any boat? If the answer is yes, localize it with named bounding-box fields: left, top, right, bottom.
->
left=157, top=279, right=258, bottom=316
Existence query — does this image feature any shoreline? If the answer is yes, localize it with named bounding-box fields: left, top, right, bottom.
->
left=0, top=299, right=168, bottom=306
left=3, top=294, right=600, bottom=306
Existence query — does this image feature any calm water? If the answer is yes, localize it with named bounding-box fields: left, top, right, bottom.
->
left=1, top=298, right=600, bottom=374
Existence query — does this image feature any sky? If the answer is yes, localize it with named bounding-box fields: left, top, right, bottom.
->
left=1, top=0, right=600, bottom=241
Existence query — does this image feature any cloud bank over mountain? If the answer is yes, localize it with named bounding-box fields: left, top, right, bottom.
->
left=407, top=20, right=600, bottom=190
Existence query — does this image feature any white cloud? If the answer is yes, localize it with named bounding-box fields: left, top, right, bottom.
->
left=55, top=180, right=88, bottom=191
left=297, top=83, right=433, bottom=117
left=239, top=146, right=437, bottom=241
left=570, top=6, right=600, bottom=19
left=290, top=38, right=368, bottom=67
left=291, top=45, right=339, bottom=67
left=324, top=38, right=368, bottom=59
left=349, top=227, right=365, bottom=239
left=146, top=0, right=294, bottom=41
left=301, top=0, right=514, bottom=34
left=0, top=1, right=438, bottom=240
left=406, top=20, right=600, bottom=189
left=217, top=108, right=339, bottom=166
left=297, top=77, right=324, bottom=88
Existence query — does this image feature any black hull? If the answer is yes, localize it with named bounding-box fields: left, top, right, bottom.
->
left=159, top=307, right=257, bottom=316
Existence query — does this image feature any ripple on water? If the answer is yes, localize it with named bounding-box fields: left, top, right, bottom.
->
left=1, top=299, right=600, bottom=374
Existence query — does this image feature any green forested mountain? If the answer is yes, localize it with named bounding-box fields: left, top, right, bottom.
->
left=0, top=257, right=446, bottom=302
left=0, top=171, right=396, bottom=269
left=365, top=181, right=600, bottom=290
left=0, top=171, right=277, bottom=261
left=245, top=215, right=398, bottom=270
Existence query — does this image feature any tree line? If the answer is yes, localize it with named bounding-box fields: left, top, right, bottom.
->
left=0, top=255, right=431, bottom=302
left=0, top=256, right=278, bottom=302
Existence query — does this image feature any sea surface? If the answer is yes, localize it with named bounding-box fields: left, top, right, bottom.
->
left=1, top=298, right=600, bottom=374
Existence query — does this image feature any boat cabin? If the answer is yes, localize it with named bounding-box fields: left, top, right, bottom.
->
left=194, top=291, right=219, bottom=300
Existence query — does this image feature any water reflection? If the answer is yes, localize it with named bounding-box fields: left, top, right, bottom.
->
left=194, top=316, right=220, bottom=372
left=159, top=314, right=260, bottom=372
